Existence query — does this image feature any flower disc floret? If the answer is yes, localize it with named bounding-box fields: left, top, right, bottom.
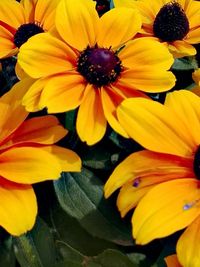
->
left=153, top=2, right=189, bottom=42
left=14, top=23, right=44, bottom=48
left=77, top=46, right=122, bottom=87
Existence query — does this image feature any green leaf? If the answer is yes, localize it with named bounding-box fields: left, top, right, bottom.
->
left=50, top=204, right=117, bottom=256
left=54, top=168, right=133, bottom=246
left=65, top=109, right=77, bottom=131
left=172, top=57, right=198, bottom=71
left=0, top=236, right=16, bottom=267
left=13, top=217, right=56, bottom=267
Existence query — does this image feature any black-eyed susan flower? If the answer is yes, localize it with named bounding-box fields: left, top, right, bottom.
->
left=0, top=0, right=60, bottom=58
left=18, top=0, right=175, bottom=145
left=104, top=89, right=200, bottom=267
left=0, top=79, right=81, bottom=236
left=114, top=0, right=200, bottom=58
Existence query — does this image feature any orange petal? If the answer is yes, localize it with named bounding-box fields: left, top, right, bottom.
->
left=55, top=0, right=98, bottom=50
left=18, top=33, right=76, bottom=78
left=6, top=115, right=67, bottom=147
left=165, top=255, right=182, bottom=267
left=177, top=216, right=200, bottom=267
left=41, top=145, right=81, bottom=172
left=20, top=0, right=37, bottom=23
left=97, top=7, right=141, bottom=48
left=40, top=73, right=86, bottom=113
left=76, top=85, right=107, bottom=145
left=117, top=97, right=194, bottom=157
left=132, top=179, right=200, bottom=244
left=168, top=41, right=196, bottom=58
left=0, top=178, right=37, bottom=236
left=0, top=26, right=17, bottom=58
left=0, top=147, right=63, bottom=184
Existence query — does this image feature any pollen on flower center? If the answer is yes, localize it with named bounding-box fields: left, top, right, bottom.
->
left=14, top=23, right=44, bottom=48
left=193, top=145, right=200, bottom=180
left=153, top=1, right=189, bottom=42
left=77, top=45, right=122, bottom=87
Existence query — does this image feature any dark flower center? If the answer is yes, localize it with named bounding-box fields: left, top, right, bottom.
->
left=193, top=145, right=200, bottom=179
left=153, top=1, right=189, bottom=42
left=14, top=23, right=44, bottom=48
left=77, top=46, right=122, bottom=87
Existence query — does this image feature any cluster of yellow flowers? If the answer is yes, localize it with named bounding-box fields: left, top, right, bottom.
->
left=1, top=0, right=200, bottom=266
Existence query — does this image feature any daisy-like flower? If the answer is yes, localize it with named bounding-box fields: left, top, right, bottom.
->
left=114, top=0, right=200, bottom=58
left=0, top=78, right=81, bottom=236
left=165, top=255, right=182, bottom=267
left=104, top=89, right=200, bottom=267
left=18, top=0, right=175, bottom=145
left=0, top=0, right=60, bottom=58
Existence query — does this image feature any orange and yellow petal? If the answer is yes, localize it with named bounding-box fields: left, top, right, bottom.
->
left=8, top=115, right=67, bottom=147
left=101, top=87, right=128, bottom=138
left=165, top=90, right=200, bottom=147
left=55, top=0, right=98, bottom=50
left=177, top=216, right=200, bottom=267
left=165, top=255, right=182, bottom=267
left=20, top=0, right=37, bottom=23
left=22, top=77, right=49, bottom=112
left=104, top=150, right=193, bottom=198
left=18, top=33, right=76, bottom=78
left=117, top=97, right=193, bottom=157
left=168, top=41, right=196, bottom=58
left=0, top=26, right=18, bottom=58
left=34, top=0, right=60, bottom=30
left=0, top=178, right=37, bottom=236
left=0, top=0, right=25, bottom=29
left=76, top=85, right=107, bottom=145
left=39, top=73, right=86, bottom=113
left=97, top=7, right=142, bottom=48
left=41, top=145, right=81, bottom=172
left=132, top=179, right=200, bottom=245
left=0, top=147, right=62, bottom=184
left=185, top=0, right=200, bottom=32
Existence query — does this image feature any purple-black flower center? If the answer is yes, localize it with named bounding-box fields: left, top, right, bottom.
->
left=153, top=1, right=189, bottom=42
left=14, top=23, right=44, bottom=48
left=193, top=146, right=200, bottom=179
left=77, top=46, right=122, bottom=87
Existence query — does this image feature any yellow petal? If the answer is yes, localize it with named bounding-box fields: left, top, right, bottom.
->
left=7, top=115, right=67, bottom=146
left=20, top=0, right=37, bottom=23
left=35, top=0, right=60, bottom=30
left=117, top=97, right=194, bottom=157
left=76, top=85, right=107, bottom=145
left=55, top=0, right=98, bottom=50
left=18, top=33, right=76, bottom=78
left=0, top=0, right=25, bottom=29
left=119, top=38, right=174, bottom=70
left=165, top=90, right=200, bottom=147
left=133, top=179, right=200, bottom=244
left=114, top=0, right=138, bottom=9
left=0, top=179, right=37, bottom=236
left=22, top=77, right=49, bottom=112
left=165, top=255, right=182, bottom=267
left=40, top=73, right=86, bottom=113
left=177, top=216, right=200, bottom=267
left=0, top=147, right=62, bottom=183
left=41, top=145, right=81, bottom=172
left=0, top=78, right=31, bottom=143
left=104, top=149, right=193, bottom=198
left=97, top=8, right=141, bottom=48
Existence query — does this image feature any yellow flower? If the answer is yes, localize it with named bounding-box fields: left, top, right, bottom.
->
left=0, top=79, right=81, bottom=236
left=114, top=0, right=200, bottom=58
left=165, top=255, right=182, bottom=267
left=18, top=0, right=175, bottom=145
left=104, top=90, right=200, bottom=267
left=0, top=0, right=60, bottom=58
